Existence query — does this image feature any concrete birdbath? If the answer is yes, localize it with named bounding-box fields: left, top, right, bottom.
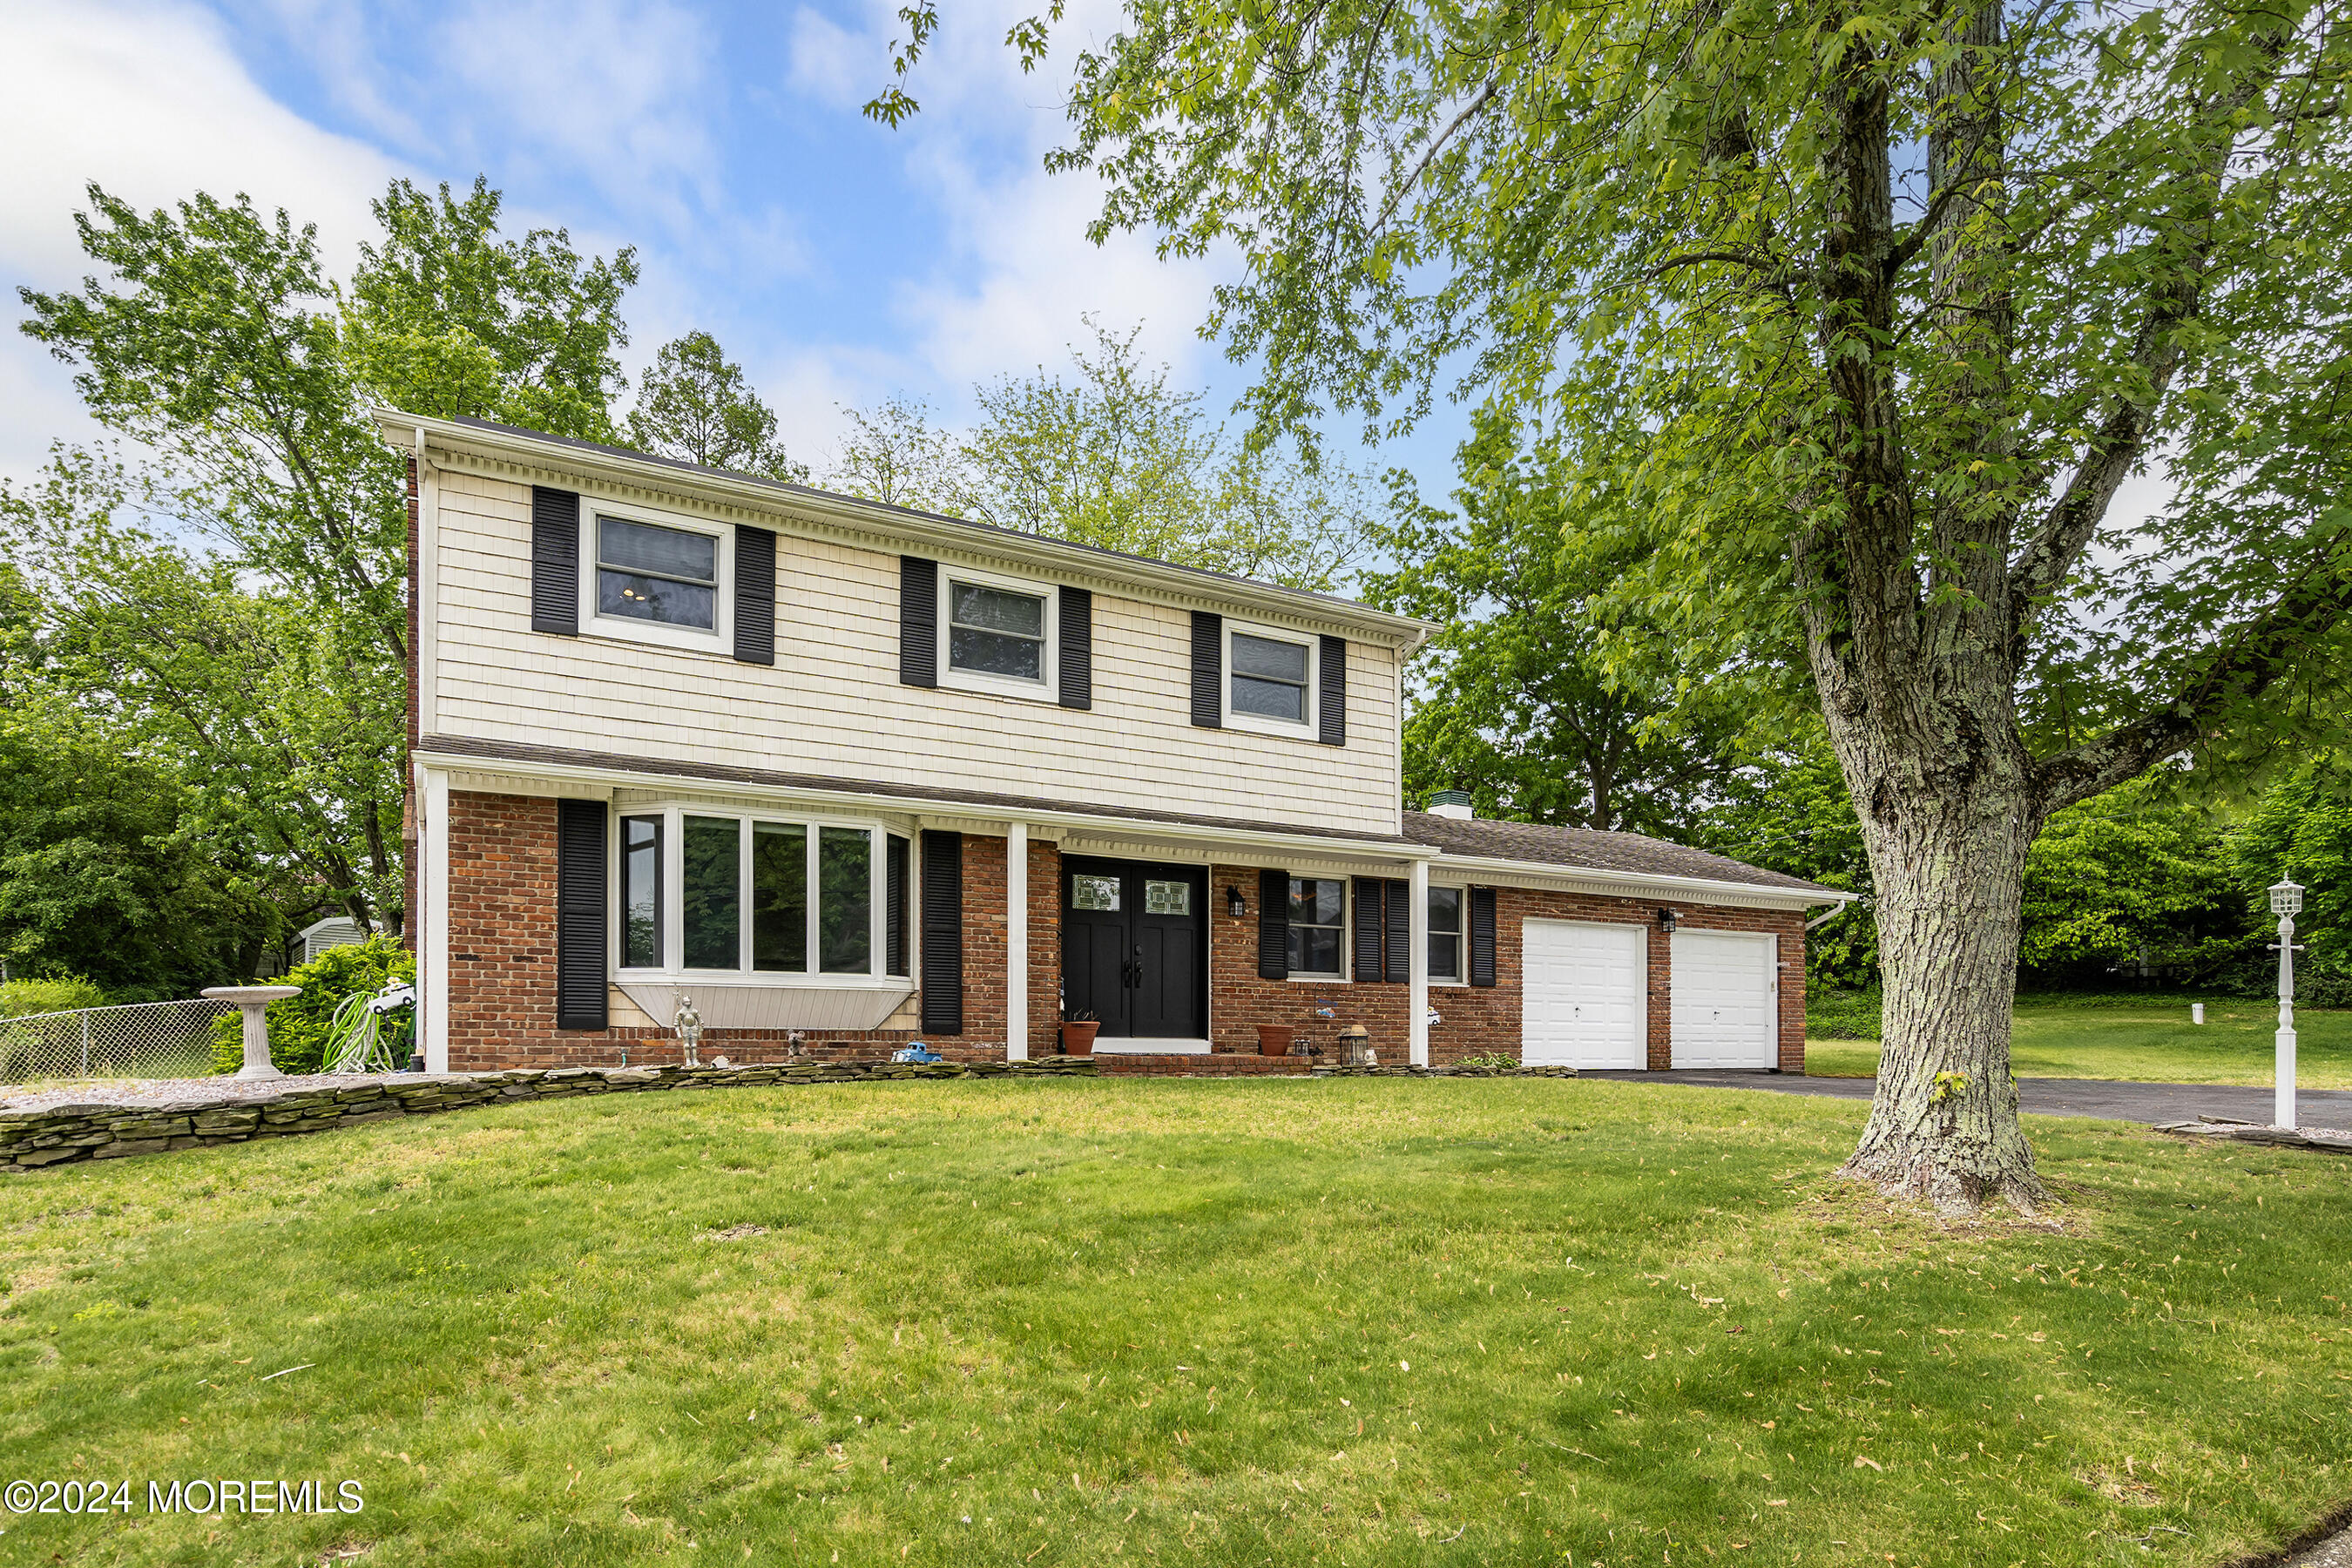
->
left=202, top=985, right=304, bottom=1080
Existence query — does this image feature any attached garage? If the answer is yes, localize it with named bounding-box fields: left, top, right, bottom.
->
left=1520, top=919, right=1647, bottom=1069
left=1669, top=930, right=1779, bottom=1068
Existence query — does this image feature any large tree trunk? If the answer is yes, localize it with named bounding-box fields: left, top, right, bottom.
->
left=1840, top=787, right=2044, bottom=1213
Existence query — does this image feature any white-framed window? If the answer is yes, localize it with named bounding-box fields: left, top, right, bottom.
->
left=1287, top=876, right=1347, bottom=979
left=1225, top=620, right=1318, bottom=735
left=583, top=504, right=732, bottom=652
left=936, top=562, right=1058, bottom=702
left=1428, top=884, right=1464, bottom=983
left=615, top=804, right=901, bottom=983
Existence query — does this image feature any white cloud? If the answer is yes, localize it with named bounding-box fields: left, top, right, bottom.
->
left=432, top=0, right=721, bottom=237
left=0, top=0, right=407, bottom=483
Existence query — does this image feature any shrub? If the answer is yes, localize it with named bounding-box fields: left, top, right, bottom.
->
left=209, top=938, right=415, bottom=1076
left=1808, top=989, right=1883, bottom=1040
left=0, top=976, right=109, bottom=1019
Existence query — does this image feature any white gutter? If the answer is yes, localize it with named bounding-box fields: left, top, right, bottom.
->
left=409, top=745, right=1442, bottom=864
left=1420, top=850, right=1854, bottom=910
left=380, top=412, right=1435, bottom=652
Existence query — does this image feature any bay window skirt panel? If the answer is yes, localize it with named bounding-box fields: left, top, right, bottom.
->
left=614, top=979, right=915, bottom=1032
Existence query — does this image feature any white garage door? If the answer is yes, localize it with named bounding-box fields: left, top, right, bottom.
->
left=1521, top=920, right=1647, bottom=1069
left=1670, top=931, right=1778, bottom=1068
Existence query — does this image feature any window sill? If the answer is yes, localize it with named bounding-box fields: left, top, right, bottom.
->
left=1287, top=972, right=1348, bottom=984
left=937, top=667, right=1061, bottom=706
left=1224, top=710, right=1318, bottom=740
left=580, top=614, right=729, bottom=658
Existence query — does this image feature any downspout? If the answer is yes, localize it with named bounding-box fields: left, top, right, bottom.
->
left=1807, top=902, right=1853, bottom=933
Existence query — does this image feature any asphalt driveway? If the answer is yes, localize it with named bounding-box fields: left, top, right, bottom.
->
left=1578, top=1070, right=2352, bottom=1131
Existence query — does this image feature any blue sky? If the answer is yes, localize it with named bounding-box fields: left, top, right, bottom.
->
left=0, top=0, right=1475, bottom=507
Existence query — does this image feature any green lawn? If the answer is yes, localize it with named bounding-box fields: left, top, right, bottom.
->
left=1808, top=993, right=2352, bottom=1086
left=3, top=1079, right=2349, bottom=1566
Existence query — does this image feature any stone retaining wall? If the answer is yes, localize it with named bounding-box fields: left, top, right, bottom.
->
left=0, top=1056, right=1574, bottom=1173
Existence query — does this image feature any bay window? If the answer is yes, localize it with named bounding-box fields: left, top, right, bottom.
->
left=616, top=807, right=897, bottom=981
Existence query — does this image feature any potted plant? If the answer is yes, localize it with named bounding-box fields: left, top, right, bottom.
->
left=1255, top=1023, right=1296, bottom=1057
left=1060, top=1010, right=1101, bottom=1056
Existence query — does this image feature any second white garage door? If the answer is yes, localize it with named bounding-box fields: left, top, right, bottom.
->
left=1669, top=930, right=1779, bottom=1068
left=1521, top=919, right=1647, bottom=1068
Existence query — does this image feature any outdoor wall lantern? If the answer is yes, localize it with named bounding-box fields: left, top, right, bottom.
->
left=1655, top=908, right=1678, bottom=933
left=2270, top=878, right=2304, bottom=1130
left=1227, top=885, right=1247, bottom=919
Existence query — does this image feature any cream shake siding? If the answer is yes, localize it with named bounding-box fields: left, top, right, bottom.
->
left=424, top=465, right=1406, bottom=836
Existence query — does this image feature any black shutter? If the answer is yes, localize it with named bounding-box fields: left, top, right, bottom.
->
left=531, top=486, right=580, bottom=635
left=554, top=799, right=607, bottom=1031
left=1191, top=612, right=1223, bottom=727
left=1468, top=886, right=1497, bottom=988
left=885, top=835, right=909, bottom=977
left=1058, top=586, right=1093, bottom=709
left=1385, top=877, right=1411, bottom=983
left=1257, top=867, right=1289, bottom=980
left=1319, top=635, right=1347, bottom=747
left=900, top=556, right=938, bottom=687
left=919, top=830, right=962, bottom=1032
left=1353, top=877, right=1383, bottom=983
left=733, top=524, right=775, bottom=664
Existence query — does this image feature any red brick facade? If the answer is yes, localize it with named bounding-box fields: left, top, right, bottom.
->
left=437, top=792, right=1807, bottom=1072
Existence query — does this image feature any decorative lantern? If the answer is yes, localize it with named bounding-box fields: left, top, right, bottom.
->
left=2269, top=880, right=2304, bottom=917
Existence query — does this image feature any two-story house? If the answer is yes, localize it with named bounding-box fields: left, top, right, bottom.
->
left=384, top=413, right=1847, bottom=1075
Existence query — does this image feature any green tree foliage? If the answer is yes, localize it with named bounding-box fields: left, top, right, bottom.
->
left=626, top=330, right=808, bottom=480
left=345, top=177, right=637, bottom=442
left=829, top=323, right=1368, bottom=591
left=881, top=0, right=2352, bottom=1209
left=209, top=936, right=415, bottom=1077
left=2021, top=774, right=2247, bottom=984
left=0, top=700, right=282, bottom=1000
left=1367, top=408, right=1761, bottom=834
left=2233, top=753, right=2352, bottom=1003
left=1, top=449, right=404, bottom=933
left=11, top=177, right=639, bottom=942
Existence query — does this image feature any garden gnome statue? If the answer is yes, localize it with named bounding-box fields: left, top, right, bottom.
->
left=673, top=993, right=705, bottom=1068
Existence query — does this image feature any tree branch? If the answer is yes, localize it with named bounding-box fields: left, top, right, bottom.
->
left=2030, top=544, right=2352, bottom=814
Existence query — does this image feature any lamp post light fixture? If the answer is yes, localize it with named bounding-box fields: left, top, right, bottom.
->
left=2269, top=879, right=2304, bottom=1131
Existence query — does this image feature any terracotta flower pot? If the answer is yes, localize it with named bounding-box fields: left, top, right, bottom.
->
left=1256, top=1024, right=1295, bottom=1058
left=1059, top=1020, right=1101, bottom=1056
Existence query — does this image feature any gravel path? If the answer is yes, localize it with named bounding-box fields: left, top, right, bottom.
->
left=0, top=1072, right=425, bottom=1115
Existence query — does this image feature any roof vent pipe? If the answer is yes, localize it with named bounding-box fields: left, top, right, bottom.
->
left=1426, top=788, right=1474, bottom=821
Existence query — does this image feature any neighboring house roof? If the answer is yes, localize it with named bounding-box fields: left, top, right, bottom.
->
left=1405, top=811, right=1843, bottom=896
left=382, top=411, right=1436, bottom=648
left=295, top=917, right=368, bottom=941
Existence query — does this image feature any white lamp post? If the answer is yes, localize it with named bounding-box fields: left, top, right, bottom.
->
left=2268, top=880, right=2304, bottom=1130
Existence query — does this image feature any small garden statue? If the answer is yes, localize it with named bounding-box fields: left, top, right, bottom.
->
left=673, top=993, right=704, bottom=1068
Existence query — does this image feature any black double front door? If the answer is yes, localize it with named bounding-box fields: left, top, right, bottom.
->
left=1061, top=857, right=1206, bottom=1040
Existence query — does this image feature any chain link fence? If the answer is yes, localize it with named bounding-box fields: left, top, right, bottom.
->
left=0, top=998, right=233, bottom=1085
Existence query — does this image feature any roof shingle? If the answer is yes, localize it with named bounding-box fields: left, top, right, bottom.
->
left=1403, top=811, right=1842, bottom=896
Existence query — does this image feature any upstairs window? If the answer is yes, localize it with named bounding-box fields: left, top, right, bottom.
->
left=1224, top=622, right=1319, bottom=734
left=936, top=564, right=1058, bottom=700
left=949, top=581, right=1046, bottom=680
left=1287, top=876, right=1346, bottom=977
left=597, top=516, right=718, bottom=631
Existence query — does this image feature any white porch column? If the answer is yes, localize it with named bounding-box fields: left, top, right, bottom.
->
left=1006, top=821, right=1029, bottom=1060
left=422, top=767, right=450, bottom=1074
left=1408, top=857, right=1430, bottom=1066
